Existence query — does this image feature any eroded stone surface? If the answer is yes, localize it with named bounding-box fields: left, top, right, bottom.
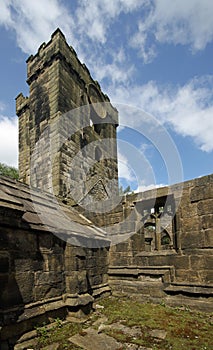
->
left=149, top=329, right=167, bottom=340
left=97, top=322, right=142, bottom=339
left=0, top=27, right=212, bottom=350
left=69, top=328, right=121, bottom=350
left=17, top=28, right=118, bottom=203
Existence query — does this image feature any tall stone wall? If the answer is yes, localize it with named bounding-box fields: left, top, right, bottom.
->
left=17, top=29, right=118, bottom=203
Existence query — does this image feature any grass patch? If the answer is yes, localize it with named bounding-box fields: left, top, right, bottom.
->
left=99, top=296, right=212, bottom=349
left=35, top=321, right=83, bottom=349
left=35, top=296, right=212, bottom=350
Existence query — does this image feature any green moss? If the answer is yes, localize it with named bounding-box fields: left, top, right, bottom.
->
left=35, top=297, right=212, bottom=350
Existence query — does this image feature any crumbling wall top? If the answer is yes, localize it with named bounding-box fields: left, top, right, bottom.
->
left=26, top=28, right=99, bottom=90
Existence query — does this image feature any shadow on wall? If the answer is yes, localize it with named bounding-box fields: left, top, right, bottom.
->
left=0, top=227, right=45, bottom=347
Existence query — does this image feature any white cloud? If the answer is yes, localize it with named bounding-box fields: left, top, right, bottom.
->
left=0, top=0, right=75, bottom=54
left=130, top=0, right=213, bottom=62
left=93, top=60, right=134, bottom=85
left=1, top=0, right=213, bottom=61
left=0, top=116, right=18, bottom=167
left=110, top=76, right=213, bottom=152
left=0, top=1, right=13, bottom=26
left=130, top=20, right=157, bottom=63
left=76, top=0, right=146, bottom=43
left=118, top=149, right=135, bottom=182
left=0, top=0, right=147, bottom=54
left=154, top=0, right=213, bottom=50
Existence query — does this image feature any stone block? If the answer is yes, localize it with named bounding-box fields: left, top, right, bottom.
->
left=175, top=269, right=200, bottom=283
left=89, top=274, right=103, bottom=286
left=190, top=255, right=205, bottom=270
left=181, top=217, right=199, bottom=231
left=14, top=271, right=34, bottom=303
left=173, top=255, right=190, bottom=269
left=14, top=258, right=42, bottom=272
left=47, top=254, right=64, bottom=272
left=181, top=202, right=198, bottom=218
left=34, top=271, right=63, bottom=285
left=198, top=270, right=213, bottom=284
left=200, top=214, right=213, bottom=230
left=66, top=270, right=88, bottom=294
left=197, top=199, right=213, bottom=215
left=115, top=242, right=129, bottom=252
left=83, top=257, right=95, bottom=269
left=190, top=185, right=213, bottom=202
left=6, top=230, right=37, bottom=254
left=33, top=284, right=64, bottom=300
left=204, top=229, right=213, bottom=247
left=66, top=274, right=79, bottom=294
left=69, top=327, right=121, bottom=350
left=147, top=255, right=170, bottom=266
left=181, top=231, right=205, bottom=249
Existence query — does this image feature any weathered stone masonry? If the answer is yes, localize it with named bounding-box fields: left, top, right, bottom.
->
left=0, top=28, right=212, bottom=347
left=17, top=28, right=118, bottom=203
left=0, top=176, right=110, bottom=347
left=82, top=175, right=213, bottom=311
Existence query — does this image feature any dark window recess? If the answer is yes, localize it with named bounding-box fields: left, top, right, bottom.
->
left=0, top=256, right=9, bottom=273
left=80, top=133, right=88, bottom=148
left=94, top=123, right=102, bottom=135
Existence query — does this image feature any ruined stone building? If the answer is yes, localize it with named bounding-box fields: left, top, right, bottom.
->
left=17, top=28, right=118, bottom=204
left=0, top=29, right=212, bottom=348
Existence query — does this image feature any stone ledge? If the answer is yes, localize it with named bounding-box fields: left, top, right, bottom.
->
left=108, top=265, right=175, bottom=282
left=108, top=265, right=176, bottom=292
left=91, top=283, right=111, bottom=298
left=0, top=293, right=96, bottom=344
left=164, top=283, right=213, bottom=296
left=65, top=293, right=94, bottom=307
left=0, top=293, right=95, bottom=325
left=136, top=250, right=177, bottom=256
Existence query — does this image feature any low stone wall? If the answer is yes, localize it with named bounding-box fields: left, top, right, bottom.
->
left=0, top=177, right=110, bottom=348
left=0, top=173, right=212, bottom=346
left=109, top=175, right=213, bottom=310
left=82, top=174, right=213, bottom=310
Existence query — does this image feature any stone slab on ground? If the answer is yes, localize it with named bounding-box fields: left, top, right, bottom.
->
left=149, top=329, right=167, bottom=340
left=97, top=322, right=143, bottom=339
left=69, top=327, right=121, bottom=350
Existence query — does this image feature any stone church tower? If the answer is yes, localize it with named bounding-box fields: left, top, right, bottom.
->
left=16, top=29, right=118, bottom=205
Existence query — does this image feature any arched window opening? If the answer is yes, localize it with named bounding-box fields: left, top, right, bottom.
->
left=161, top=230, right=171, bottom=249
left=144, top=223, right=155, bottom=252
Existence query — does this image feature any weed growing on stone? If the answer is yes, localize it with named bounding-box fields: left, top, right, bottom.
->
left=35, top=296, right=213, bottom=350
left=35, top=323, right=49, bottom=345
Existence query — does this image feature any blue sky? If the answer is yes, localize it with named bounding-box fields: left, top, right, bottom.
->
left=0, top=0, right=212, bottom=192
